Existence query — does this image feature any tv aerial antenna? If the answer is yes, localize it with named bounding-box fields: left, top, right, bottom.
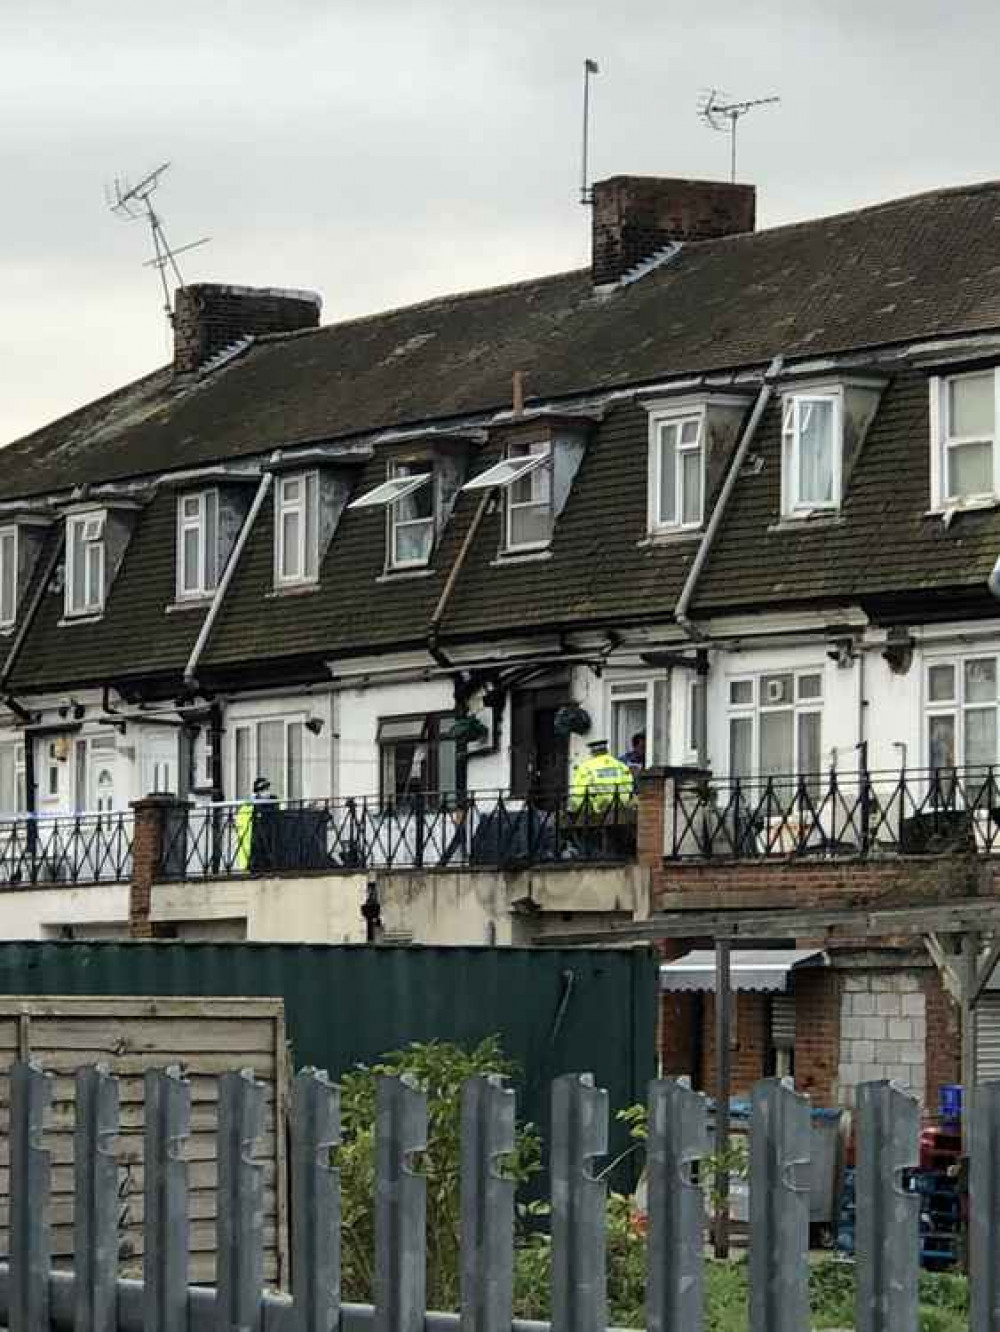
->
left=106, top=163, right=210, bottom=321
left=579, top=57, right=600, bottom=205
left=698, top=90, right=780, bottom=183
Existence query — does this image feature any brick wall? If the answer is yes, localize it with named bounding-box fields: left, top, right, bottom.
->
left=792, top=968, right=841, bottom=1104
left=173, top=284, right=321, bottom=375
left=591, top=177, right=755, bottom=285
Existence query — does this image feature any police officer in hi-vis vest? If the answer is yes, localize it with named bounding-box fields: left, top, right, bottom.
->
left=568, top=739, right=635, bottom=814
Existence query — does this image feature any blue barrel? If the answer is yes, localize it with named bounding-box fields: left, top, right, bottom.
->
left=939, top=1084, right=964, bottom=1122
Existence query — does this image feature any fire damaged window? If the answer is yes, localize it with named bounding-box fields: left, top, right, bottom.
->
left=378, top=713, right=457, bottom=803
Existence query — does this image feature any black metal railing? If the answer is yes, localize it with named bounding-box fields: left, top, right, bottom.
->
left=0, top=810, right=135, bottom=887
left=670, top=765, right=1000, bottom=860
left=157, top=789, right=637, bottom=880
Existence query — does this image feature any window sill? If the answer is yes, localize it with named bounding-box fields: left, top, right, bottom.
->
left=267, top=581, right=321, bottom=599
left=165, top=597, right=214, bottom=614
left=638, top=528, right=703, bottom=548
left=925, top=498, right=1000, bottom=521
left=377, top=567, right=435, bottom=583
left=58, top=613, right=104, bottom=627
left=490, top=547, right=553, bottom=567
left=767, top=513, right=845, bottom=534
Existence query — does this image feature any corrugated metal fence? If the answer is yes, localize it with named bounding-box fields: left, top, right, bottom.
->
left=2, top=1063, right=997, bottom=1332
left=0, top=943, right=657, bottom=1186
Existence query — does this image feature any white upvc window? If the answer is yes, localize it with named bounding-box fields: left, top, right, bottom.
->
left=931, top=369, right=1000, bottom=508
left=649, top=410, right=705, bottom=531
left=505, top=440, right=552, bottom=551
left=65, top=510, right=106, bottom=617
left=727, top=670, right=824, bottom=784
left=926, top=654, right=1000, bottom=770
left=607, top=677, right=669, bottom=767
left=781, top=392, right=841, bottom=514
left=176, top=489, right=219, bottom=599
left=275, top=472, right=319, bottom=586
left=0, top=741, right=26, bottom=814
left=233, top=716, right=305, bottom=801
left=389, top=462, right=435, bottom=568
left=0, top=526, right=17, bottom=628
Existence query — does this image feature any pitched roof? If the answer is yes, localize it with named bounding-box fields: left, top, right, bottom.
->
left=7, top=180, right=1000, bottom=503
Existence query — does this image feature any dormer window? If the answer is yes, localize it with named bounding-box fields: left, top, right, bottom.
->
left=66, top=511, right=106, bottom=617
left=275, top=471, right=319, bottom=585
left=931, top=369, right=999, bottom=508
left=649, top=410, right=705, bottom=531
left=388, top=462, right=435, bottom=567
left=0, top=527, right=16, bottom=628
left=176, top=489, right=219, bottom=600
left=505, top=441, right=552, bottom=550
left=781, top=392, right=840, bottom=514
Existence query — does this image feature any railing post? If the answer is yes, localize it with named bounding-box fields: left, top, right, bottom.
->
left=291, top=1069, right=341, bottom=1332
left=748, top=1078, right=810, bottom=1332
left=143, top=1066, right=190, bottom=1332
left=970, top=1080, right=1000, bottom=1332
left=217, top=1069, right=267, bottom=1332
left=374, top=1075, right=427, bottom=1332
left=646, top=1078, right=708, bottom=1332
left=74, top=1065, right=120, bottom=1332
left=550, top=1073, right=608, bottom=1332
left=128, top=795, right=187, bottom=938
left=9, top=1060, right=52, bottom=1332
left=855, top=1080, right=920, bottom=1332
left=460, top=1075, right=515, bottom=1332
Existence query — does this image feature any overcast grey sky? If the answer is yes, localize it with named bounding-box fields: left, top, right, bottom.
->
left=0, top=0, right=994, bottom=445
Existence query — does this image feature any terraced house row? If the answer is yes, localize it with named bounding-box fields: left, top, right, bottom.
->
left=6, top=171, right=1000, bottom=1107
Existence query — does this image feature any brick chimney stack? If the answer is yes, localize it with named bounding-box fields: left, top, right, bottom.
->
left=591, top=176, right=756, bottom=286
left=172, top=283, right=322, bottom=376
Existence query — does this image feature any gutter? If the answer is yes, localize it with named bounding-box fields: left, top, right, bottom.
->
left=183, top=472, right=273, bottom=691
left=674, top=354, right=784, bottom=639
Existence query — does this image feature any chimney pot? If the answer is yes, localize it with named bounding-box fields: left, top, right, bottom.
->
left=172, top=283, right=321, bottom=376
left=591, top=175, right=756, bottom=285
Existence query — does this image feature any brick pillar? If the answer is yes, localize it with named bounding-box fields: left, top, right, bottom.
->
left=637, top=766, right=669, bottom=864
left=925, top=968, right=961, bottom=1111
left=793, top=969, right=842, bottom=1104
left=129, top=795, right=187, bottom=939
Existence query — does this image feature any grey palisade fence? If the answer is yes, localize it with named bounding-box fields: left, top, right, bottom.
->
left=4, top=1061, right=1000, bottom=1332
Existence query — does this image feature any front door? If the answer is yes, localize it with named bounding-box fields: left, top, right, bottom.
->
left=510, top=685, right=569, bottom=804
left=75, top=736, right=118, bottom=812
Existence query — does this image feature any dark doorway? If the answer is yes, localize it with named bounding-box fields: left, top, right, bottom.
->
left=511, top=684, right=570, bottom=803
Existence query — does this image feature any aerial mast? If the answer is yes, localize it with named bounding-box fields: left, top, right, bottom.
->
left=698, top=90, right=780, bottom=182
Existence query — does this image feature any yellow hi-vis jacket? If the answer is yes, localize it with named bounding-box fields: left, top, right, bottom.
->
left=569, top=752, right=635, bottom=813
left=235, top=801, right=255, bottom=871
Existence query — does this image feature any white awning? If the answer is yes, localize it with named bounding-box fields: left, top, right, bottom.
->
left=659, top=949, right=824, bottom=994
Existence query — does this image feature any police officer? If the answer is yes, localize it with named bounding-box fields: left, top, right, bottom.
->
left=569, top=739, right=635, bottom=814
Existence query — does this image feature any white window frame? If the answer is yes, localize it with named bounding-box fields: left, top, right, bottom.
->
left=388, top=462, right=436, bottom=570
left=780, top=390, right=842, bottom=516
left=274, top=472, right=320, bottom=587
left=505, top=440, right=553, bottom=552
left=930, top=369, right=1000, bottom=510
left=0, top=740, right=26, bottom=814
left=176, top=489, right=219, bottom=600
left=607, top=678, right=668, bottom=767
left=65, top=510, right=106, bottom=618
left=231, top=715, right=306, bottom=801
left=0, top=525, right=17, bottom=629
left=647, top=408, right=706, bottom=532
left=924, top=652, right=1000, bottom=771
left=726, top=670, right=825, bottom=781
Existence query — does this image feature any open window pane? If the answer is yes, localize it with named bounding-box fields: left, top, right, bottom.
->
left=948, top=440, right=993, bottom=498
left=349, top=473, right=430, bottom=510
left=949, top=373, right=994, bottom=438
left=462, top=453, right=547, bottom=492
left=797, top=399, right=835, bottom=504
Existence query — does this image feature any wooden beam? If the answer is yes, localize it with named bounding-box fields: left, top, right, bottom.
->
left=972, top=934, right=1000, bottom=1008
left=541, top=897, right=1000, bottom=946
left=924, top=932, right=963, bottom=1005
